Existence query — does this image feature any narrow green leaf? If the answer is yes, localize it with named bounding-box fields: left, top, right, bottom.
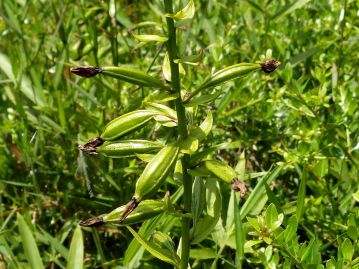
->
left=352, top=191, right=359, bottom=202
left=190, top=248, right=216, bottom=259
left=296, top=167, right=307, bottom=221
left=162, top=52, right=171, bottom=81
left=347, top=225, right=358, bottom=241
left=171, top=0, right=195, bottom=21
left=0, top=53, right=44, bottom=106
left=191, top=176, right=206, bottom=229
left=66, top=226, right=84, bottom=269
left=192, top=178, right=222, bottom=243
left=179, top=110, right=212, bottom=154
left=151, top=231, right=180, bottom=265
left=133, top=34, right=168, bottom=43
left=199, top=110, right=213, bottom=136
left=271, top=0, right=311, bottom=21
left=162, top=52, right=185, bottom=81
left=300, top=238, right=315, bottom=262
left=176, top=49, right=204, bottom=64
left=123, top=188, right=182, bottom=268
left=234, top=192, right=244, bottom=262
left=205, top=159, right=237, bottom=183
left=284, top=216, right=298, bottom=243
left=340, top=238, right=354, bottom=261
left=265, top=204, right=278, bottom=230
left=127, top=226, right=179, bottom=267
left=17, top=213, right=44, bottom=269
left=240, top=166, right=282, bottom=219
left=145, top=102, right=177, bottom=120
left=184, top=92, right=221, bottom=107
left=247, top=217, right=260, bottom=232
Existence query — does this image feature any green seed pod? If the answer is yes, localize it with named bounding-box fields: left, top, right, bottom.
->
left=205, top=160, right=247, bottom=196
left=120, top=143, right=180, bottom=221
left=198, top=63, right=260, bottom=91
left=71, top=66, right=170, bottom=90
left=80, top=139, right=164, bottom=157
left=101, top=66, right=169, bottom=90
left=79, top=199, right=164, bottom=227
left=135, top=143, right=180, bottom=200
left=101, top=110, right=158, bottom=141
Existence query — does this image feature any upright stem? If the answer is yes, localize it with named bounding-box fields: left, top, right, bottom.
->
left=163, top=1, right=192, bottom=268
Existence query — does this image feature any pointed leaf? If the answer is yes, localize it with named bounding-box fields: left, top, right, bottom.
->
left=132, top=34, right=168, bottom=43
left=171, top=0, right=195, bottom=20
left=127, top=226, right=180, bottom=267
left=191, top=176, right=206, bottom=229
left=192, top=178, right=222, bottom=243
left=17, top=214, right=44, bottom=269
left=265, top=204, right=279, bottom=230
left=66, top=226, right=84, bottom=269
left=151, top=231, right=180, bottom=265
left=340, top=238, right=353, bottom=261
left=240, top=166, right=283, bottom=219
left=271, top=0, right=311, bottom=21
left=284, top=216, right=298, bottom=243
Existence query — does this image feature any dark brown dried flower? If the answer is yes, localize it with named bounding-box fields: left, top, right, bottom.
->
left=231, top=178, right=247, bottom=197
left=79, top=217, right=104, bottom=227
left=260, top=59, right=281, bottom=73
left=78, top=137, right=104, bottom=155
left=70, top=66, right=103, bottom=78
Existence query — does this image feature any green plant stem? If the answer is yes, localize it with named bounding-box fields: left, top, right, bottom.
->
left=163, top=1, right=192, bottom=269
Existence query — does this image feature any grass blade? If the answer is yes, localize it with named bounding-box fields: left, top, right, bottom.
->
left=127, top=226, right=179, bottom=268
left=271, top=0, right=311, bottom=21
left=234, top=192, right=244, bottom=267
left=66, top=226, right=84, bottom=269
left=240, top=165, right=283, bottom=219
left=17, top=213, right=44, bottom=269
left=296, top=167, right=307, bottom=221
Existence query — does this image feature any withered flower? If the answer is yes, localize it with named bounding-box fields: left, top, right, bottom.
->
left=260, top=59, right=281, bottom=73
left=70, top=66, right=103, bottom=78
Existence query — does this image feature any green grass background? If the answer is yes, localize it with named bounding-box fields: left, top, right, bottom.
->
left=0, top=0, right=358, bottom=268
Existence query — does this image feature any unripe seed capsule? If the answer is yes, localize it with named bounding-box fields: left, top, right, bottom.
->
left=198, top=63, right=260, bottom=91
left=79, top=199, right=164, bottom=227
left=98, top=140, right=164, bottom=157
left=120, top=143, right=180, bottom=221
left=101, top=66, right=170, bottom=90
left=71, top=66, right=170, bottom=90
left=101, top=110, right=158, bottom=141
left=134, top=143, right=180, bottom=200
left=80, top=139, right=164, bottom=157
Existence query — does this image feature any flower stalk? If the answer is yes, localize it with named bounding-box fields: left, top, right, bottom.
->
left=164, top=1, right=192, bottom=268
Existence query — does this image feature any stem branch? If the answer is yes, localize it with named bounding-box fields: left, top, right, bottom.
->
left=164, top=1, right=192, bottom=268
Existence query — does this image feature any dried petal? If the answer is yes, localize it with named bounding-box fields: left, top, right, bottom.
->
left=260, top=59, right=280, bottom=73
left=78, top=137, right=104, bottom=155
left=79, top=217, right=104, bottom=227
left=231, top=178, right=247, bottom=197
left=70, top=66, right=103, bottom=78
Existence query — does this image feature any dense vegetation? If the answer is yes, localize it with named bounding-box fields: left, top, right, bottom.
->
left=0, top=0, right=358, bottom=268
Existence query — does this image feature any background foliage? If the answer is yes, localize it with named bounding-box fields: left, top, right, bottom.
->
left=0, top=0, right=358, bottom=268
